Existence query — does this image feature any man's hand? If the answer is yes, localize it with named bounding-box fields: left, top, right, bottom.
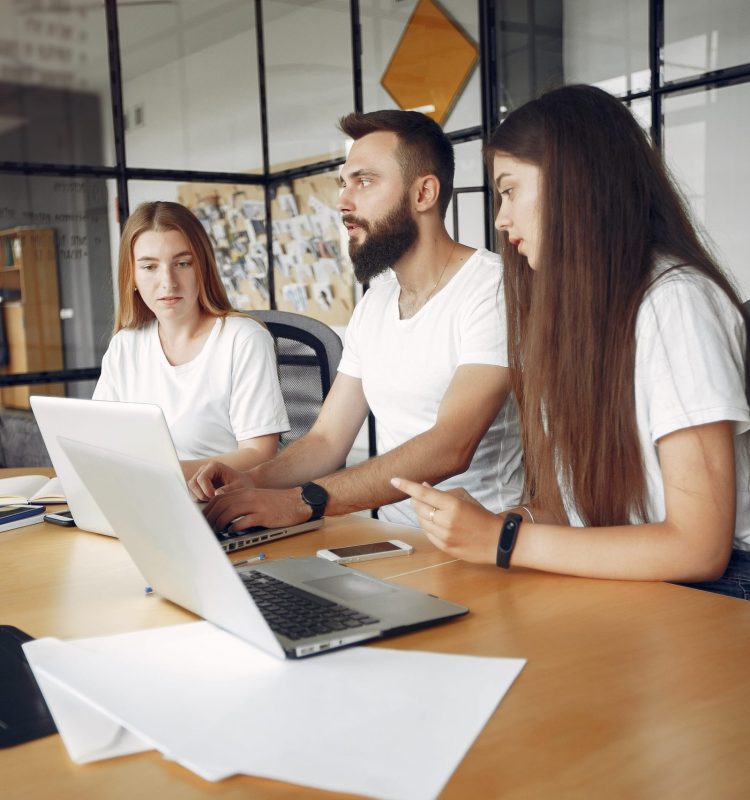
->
left=188, top=460, right=254, bottom=501
left=203, top=485, right=311, bottom=532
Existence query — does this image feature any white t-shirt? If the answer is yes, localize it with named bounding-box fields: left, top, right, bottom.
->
left=93, top=316, right=289, bottom=460
left=338, top=248, right=524, bottom=526
left=565, top=264, right=750, bottom=550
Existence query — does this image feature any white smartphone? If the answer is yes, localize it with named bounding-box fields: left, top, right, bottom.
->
left=43, top=510, right=76, bottom=527
left=316, top=539, right=413, bottom=564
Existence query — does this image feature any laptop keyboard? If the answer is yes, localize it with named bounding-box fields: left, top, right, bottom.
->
left=241, top=571, right=380, bottom=642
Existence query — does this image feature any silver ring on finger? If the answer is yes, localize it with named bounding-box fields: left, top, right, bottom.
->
left=428, top=506, right=436, bottom=522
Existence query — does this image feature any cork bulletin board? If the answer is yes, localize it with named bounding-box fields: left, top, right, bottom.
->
left=178, top=171, right=354, bottom=327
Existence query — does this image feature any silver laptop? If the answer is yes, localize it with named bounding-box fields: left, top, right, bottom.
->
left=58, top=437, right=469, bottom=659
left=30, top=396, right=321, bottom=550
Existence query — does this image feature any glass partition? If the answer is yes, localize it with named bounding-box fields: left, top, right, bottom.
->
left=446, top=139, right=485, bottom=248
left=664, top=82, right=750, bottom=300
left=664, top=1, right=750, bottom=82
left=361, top=0, right=481, bottom=132
left=118, top=0, right=263, bottom=173
left=496, top=0, right=648, bottom=111
left=0, top=3, right=113, bottom=166
left=562, top=0, right=649, bottom=94
left=264, top=0, right=353, bottom=170
left=0, top=175, right=116, bottom=406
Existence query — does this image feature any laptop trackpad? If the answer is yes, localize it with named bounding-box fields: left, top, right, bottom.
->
left=304, top=573, right=397, bottom=602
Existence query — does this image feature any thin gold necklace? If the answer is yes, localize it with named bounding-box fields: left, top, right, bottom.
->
left=423, top=240, right=457, bottom=304
left=400, top=240, right=457, bottom=319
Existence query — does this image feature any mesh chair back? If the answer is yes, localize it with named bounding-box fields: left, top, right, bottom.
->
left=244, top=310, right=343, bottom=448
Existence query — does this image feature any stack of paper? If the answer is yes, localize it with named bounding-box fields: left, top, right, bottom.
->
left=24, top=622, right=525, bottom=800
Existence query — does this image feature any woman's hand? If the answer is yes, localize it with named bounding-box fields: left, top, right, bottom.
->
left=391, top=477, right=501, bottom=564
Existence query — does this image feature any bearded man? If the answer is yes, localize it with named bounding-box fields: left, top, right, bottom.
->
left=191, top=110, right=522, bottom=529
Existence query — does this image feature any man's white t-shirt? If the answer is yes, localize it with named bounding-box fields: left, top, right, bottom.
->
left=338, top=248, right=524, bottom=526
left=93, top=316, right=289, bottom=460
left=564, top=264, right=750, bottom=551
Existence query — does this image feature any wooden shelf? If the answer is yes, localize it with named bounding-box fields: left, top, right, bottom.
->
left=0, top=227, right=64, bottom=409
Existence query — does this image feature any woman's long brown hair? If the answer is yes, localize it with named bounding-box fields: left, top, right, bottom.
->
left=485, top=84, right=744, bottom=526
left=114, top=201, right=234, bottom=332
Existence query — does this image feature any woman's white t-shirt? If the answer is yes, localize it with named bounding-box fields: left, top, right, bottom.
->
left=564, top=264, right=750, bottom=550
left=93, top=316, right=289, bottom=459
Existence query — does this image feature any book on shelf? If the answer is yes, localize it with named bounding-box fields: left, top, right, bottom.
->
left=0, top=475, right=65, bottom=505
left=2, top=237, right=15, bottom=267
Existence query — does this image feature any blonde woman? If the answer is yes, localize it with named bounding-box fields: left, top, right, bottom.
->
left=94, top=201, right=288, bottom=479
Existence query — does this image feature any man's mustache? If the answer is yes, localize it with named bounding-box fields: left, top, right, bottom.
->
left=341, top=214, right=370, bottom=231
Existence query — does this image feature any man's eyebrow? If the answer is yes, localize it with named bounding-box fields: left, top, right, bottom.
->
left=339, top=167, right=379, bottom=185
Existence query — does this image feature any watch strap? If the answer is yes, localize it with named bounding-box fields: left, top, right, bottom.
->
left=496, top=512, right=523, bottom=569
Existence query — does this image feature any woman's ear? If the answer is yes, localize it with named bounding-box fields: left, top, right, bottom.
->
left=414, top=175, right=441, bottom=213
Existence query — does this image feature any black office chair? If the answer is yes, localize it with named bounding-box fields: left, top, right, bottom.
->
left=244, top=310, right=343, bottom=449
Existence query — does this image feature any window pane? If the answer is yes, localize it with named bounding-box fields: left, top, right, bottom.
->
left=562, top=0, right=649, bottom=93
left=128, top=180, right=270, bottom=312
left=497, top=0, right=648, bottom=111
left=0, top=3, right=113, bottom=166
left=664, top=1, right=750, bottom=82
left=0, top=175, right=116, bottom=403
left=628, top=97, right=652, bottom=134
left=272, top=170, right=355, bottom=326
left=663, top=83, right=750, bottom=300
left=118, top=0, right=262, bottom=172
left=445, top=139, right=485, bottom=247
left=264, top=0, right=352, bottom=170
left=361, top=0, right=481, bottom=132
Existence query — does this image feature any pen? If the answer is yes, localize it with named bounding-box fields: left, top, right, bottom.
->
left=233, top=553, right=266, bottom=568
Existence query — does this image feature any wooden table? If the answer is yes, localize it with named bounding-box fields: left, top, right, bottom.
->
left=2, top=479, right=749, bottom=799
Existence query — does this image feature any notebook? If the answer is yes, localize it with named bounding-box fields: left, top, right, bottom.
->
left=29, top=396, right=321, bottom=551
left=58, top=437, right=469, bottom=659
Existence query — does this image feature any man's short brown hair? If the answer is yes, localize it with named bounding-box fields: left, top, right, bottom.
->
left=339, top=110, right=455, bottom=218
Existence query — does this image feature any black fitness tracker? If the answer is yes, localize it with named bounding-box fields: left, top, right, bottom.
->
left=496, top=512, right=523, bottom=569
left=300, top=482, right=328, bottom=521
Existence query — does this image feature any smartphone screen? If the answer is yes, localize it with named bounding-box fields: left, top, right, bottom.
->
left=327, top=541, right=404, bottom=558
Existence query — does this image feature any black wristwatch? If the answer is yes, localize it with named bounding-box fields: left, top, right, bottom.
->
left=496, top=512, right=523, bottom=569
left=300, top=482, right=328, bottom=521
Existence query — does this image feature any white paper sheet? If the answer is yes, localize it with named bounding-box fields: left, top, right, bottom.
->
left=24, top=622, right=525, bottom=800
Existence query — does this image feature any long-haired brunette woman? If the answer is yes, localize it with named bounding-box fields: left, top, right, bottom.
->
left=393, top=84, right=750, bottom=599
left=93, top=201, right=288, bottom=479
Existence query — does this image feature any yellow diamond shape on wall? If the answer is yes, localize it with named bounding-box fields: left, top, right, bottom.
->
left=381, top=0, right=478, bottom=126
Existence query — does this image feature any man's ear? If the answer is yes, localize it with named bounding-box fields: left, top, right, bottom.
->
left=413, top=175, right=441, bottom=213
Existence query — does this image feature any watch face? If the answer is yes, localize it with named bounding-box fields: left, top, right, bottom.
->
left=499, top=516, right=519, bottom=550
left=302, top=482, right=328, bottom=506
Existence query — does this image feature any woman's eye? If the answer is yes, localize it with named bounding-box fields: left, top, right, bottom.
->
left=500, top=187, right=513, bottom=200
left=360, top=178, right=372, bottom=187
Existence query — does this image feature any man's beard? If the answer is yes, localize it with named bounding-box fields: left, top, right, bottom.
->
left=345, top=192, right=418, bottom=283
